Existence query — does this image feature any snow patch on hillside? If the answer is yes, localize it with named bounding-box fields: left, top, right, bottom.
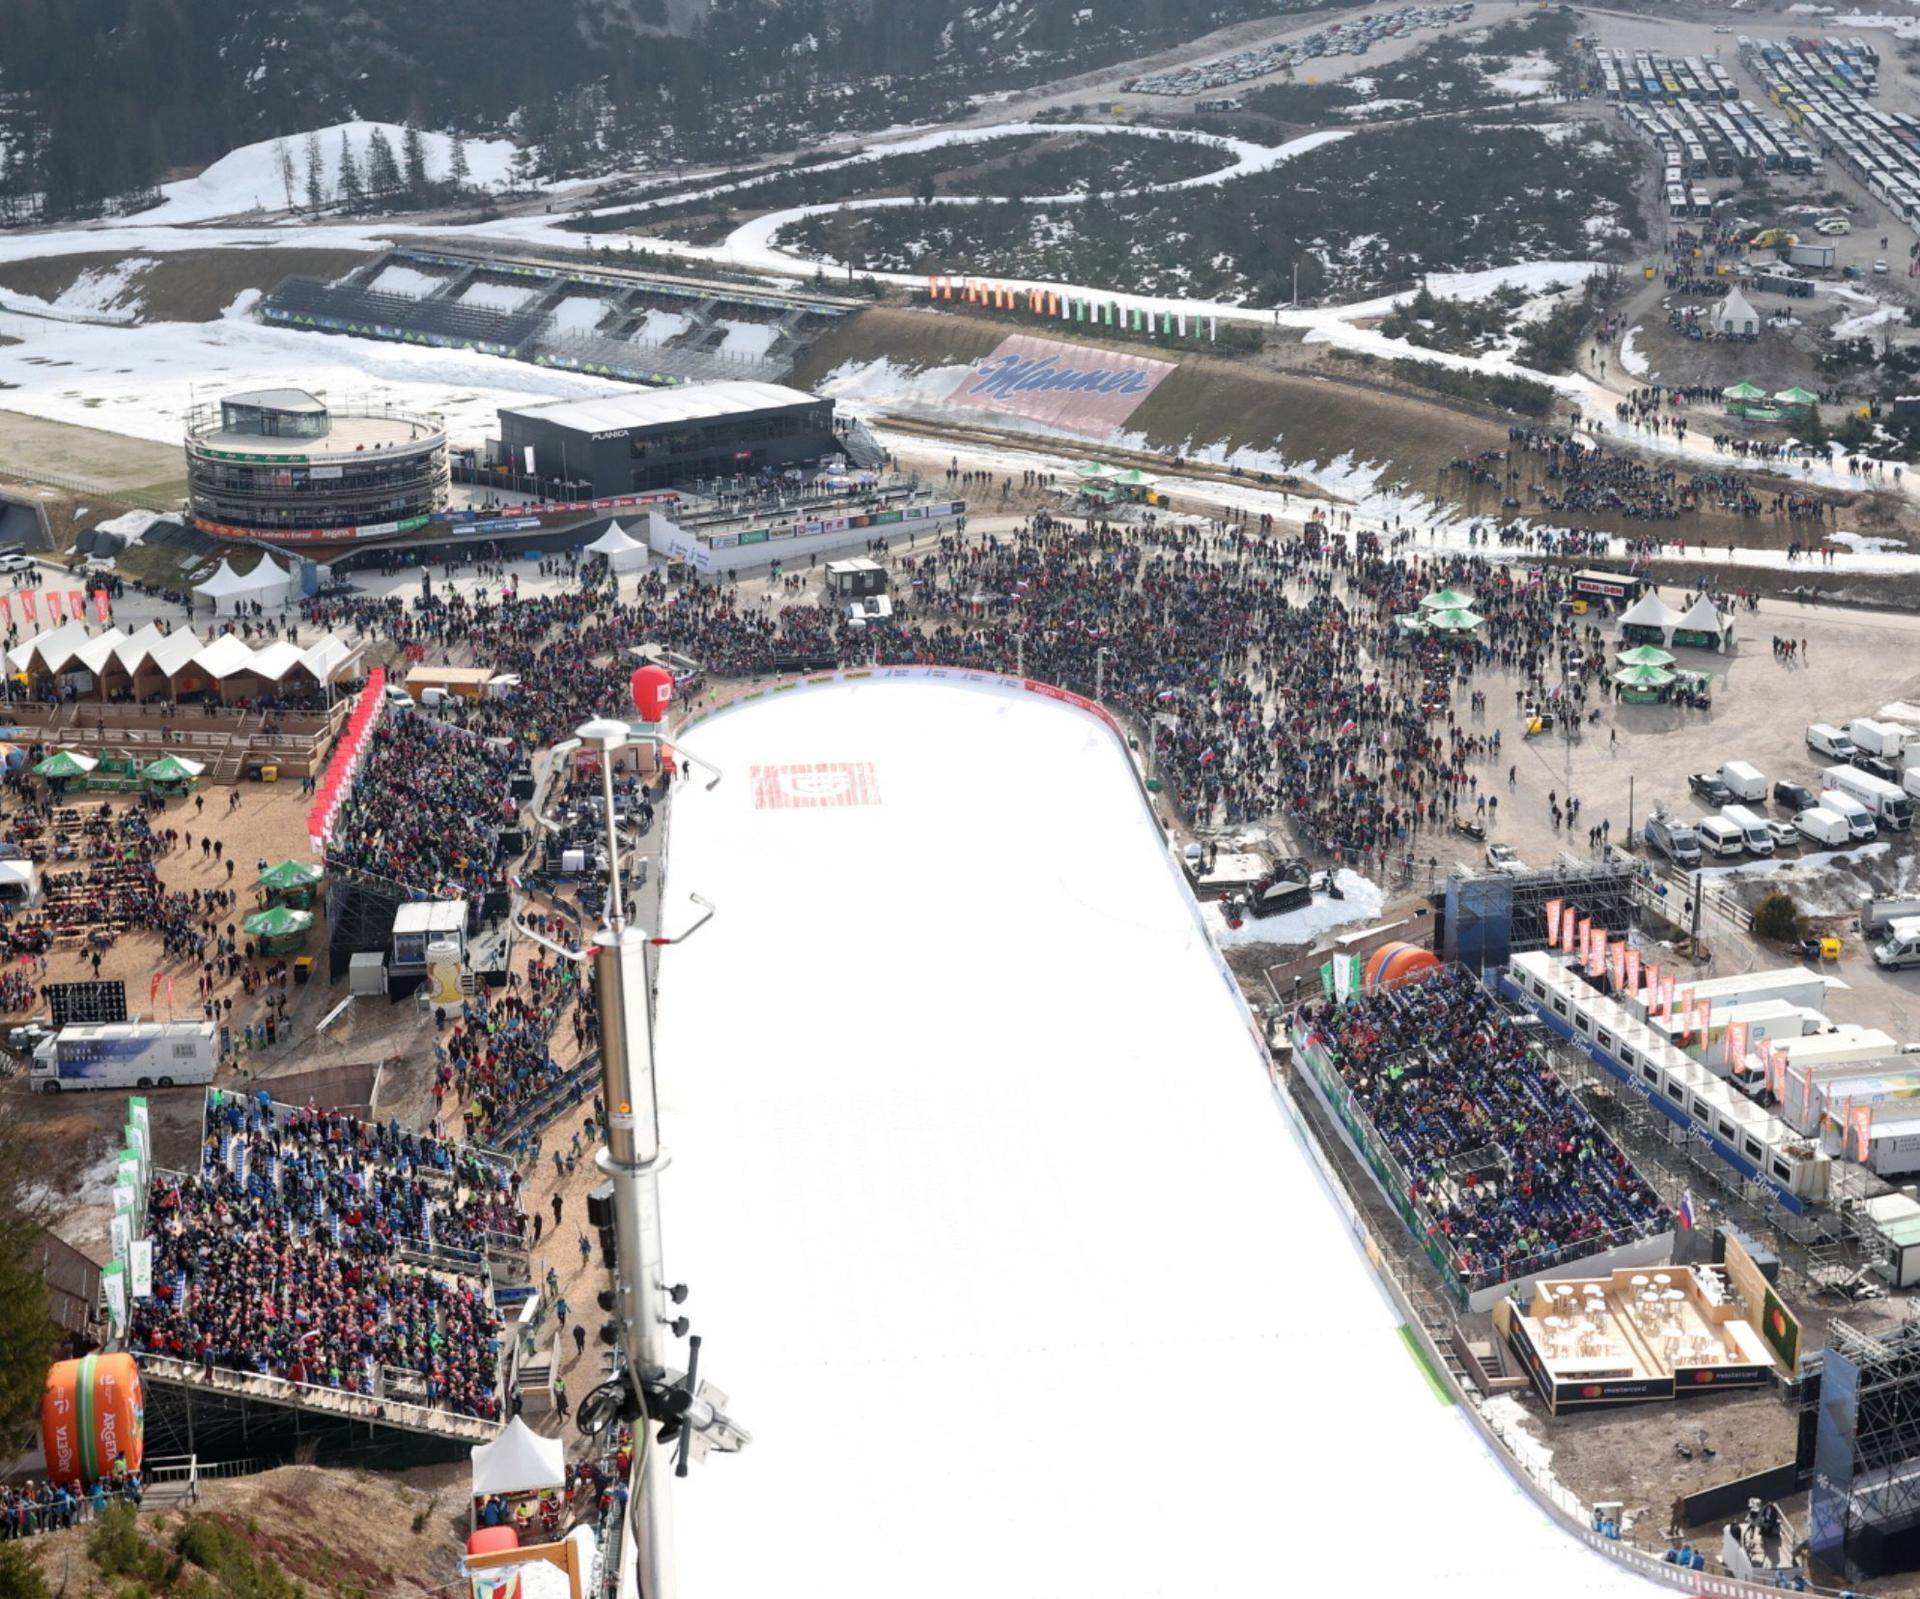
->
left=148, top=122, right=519, bottom=223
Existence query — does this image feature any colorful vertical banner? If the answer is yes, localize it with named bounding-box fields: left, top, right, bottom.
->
left=1586, top=930, right=1607, bottom=980
left=42, top=591, right=59, bottom=623
left=1609, top=938, right=1626, bottom=991
left=1625, top=948, right=1641, bottom=997
left=1543, top=899, right=1562, bottom=946
left=1726, top=1019, right=1750, bottom=1070
left=1560, top=907, right=1576, bottom=953
left=93, top=589, right=110, bottom=623
left=1851, top=1101, right=1874, bottom=1163
left=20, top=589, right=34, bottom=624
left=68, top=590, right=84, bottom=618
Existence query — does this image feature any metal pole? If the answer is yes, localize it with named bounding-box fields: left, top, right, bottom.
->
left=593, top=921, right=676, bottom=1599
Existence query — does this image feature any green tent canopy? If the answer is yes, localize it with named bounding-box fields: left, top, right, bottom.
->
left=1774, top=386, right=1820, bottom=406
left=1723, top=382, right=1767, bottom=401
left=140, top=754, right=206, bottom=784
left=34, top=750, right=97, bottom=779
left=257, top=860, right=324, bottom=892
left=1426, top=607, right=1484, bottom=632
left=1613, top=664, right=1675, bottom=688
left=1112, top=467, right=1159, bottom=487
left=1073, top=462, right=1119, bottom=480
left=1616, top=644, right=1675, bottom=667
left=242, top=905, right=313, bottom=938
left=1420, top=588, right=1475, bottom=611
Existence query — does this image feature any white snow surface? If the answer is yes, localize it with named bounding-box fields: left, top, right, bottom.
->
left=1618, top=325, right=1650, bottom=378
left=369, top=264, right=442, bottom=298
left=1832, top=304, right=1904, bottom=340
left=1205, top=867, right=1387, bottom=946
left=459, top=280, right=538, bottom=314
left=651, top=676, right=1656, bottom=1598
left=0, top=295, right=628, bottom=446
left=715, top=318, right=779, bottom=357
left=632, top=309, right=693, bottom=346
left=146, top=122, right=518, bottom=223
left=548, top=294, right=613, bottom=335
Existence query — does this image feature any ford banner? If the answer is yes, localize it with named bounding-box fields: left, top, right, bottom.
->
left=948, top=334, right=1175, bottom=437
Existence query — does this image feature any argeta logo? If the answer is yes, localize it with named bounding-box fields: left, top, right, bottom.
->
left=751, top=761, right=879, bottom=810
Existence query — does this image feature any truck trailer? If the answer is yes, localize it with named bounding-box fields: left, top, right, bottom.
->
left=30, top=1021, right=219, bottom=1093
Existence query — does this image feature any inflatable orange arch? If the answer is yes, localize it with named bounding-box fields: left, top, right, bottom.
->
left=42, top=1353, right=144, bottom=1486
left=1362, top=942, right=1441, bottom=992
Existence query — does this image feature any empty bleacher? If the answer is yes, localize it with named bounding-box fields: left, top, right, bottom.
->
left=259, top=247, right=854, bottom=385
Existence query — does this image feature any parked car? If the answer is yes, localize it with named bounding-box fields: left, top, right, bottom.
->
left=1774, top=781, right=1817, bottom=812
left=1485, top=842, right=1526, bottom=874
left=1875, top=258, right=1891, bottom=274
left=1815, top=218, right=1851, bottom=236
left=0, top=554, right=34, bottom=575
left=1765, top=820, right=1800, bottom=851
left=1689, top=772, right=1734, bottom=806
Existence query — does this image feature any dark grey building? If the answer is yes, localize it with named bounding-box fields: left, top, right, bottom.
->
left=495, top=381, right=837, bottom=495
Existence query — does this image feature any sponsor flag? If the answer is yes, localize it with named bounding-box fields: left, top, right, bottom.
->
left=1625, top=947, right=1641, bottom=996
left=1609, top=938, right=1625, bottom=990
left=1726, top=1019, right=1749, bottom=1070
left=1677, top=1190, right=1696, bottom=1231
left=1578, top=916, right=1593, bottom=961
left=42, top=591, right=59, bottom=623
left=94, top=588, right=110, bottom=623
left=18, top=588, right=32, bottom=623
left=129, top=1239, right=153, bottom=1300
left=1852, top=1100, right=1874, bottom=1163
left=1560, top=906, right=1576, bottom=953
left=102, top=1265, right=126, bottom=1334
left=67, top=590, right=82, bottom=619
left=1586, top=930, right=1607, bottom=980
left=1543, top=899, right=1562, bottom=945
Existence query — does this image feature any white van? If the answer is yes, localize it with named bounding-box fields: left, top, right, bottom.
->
left=1808, top=723, right=1857, bottom=761
left=1873, top=916, right=1920, bottom=971
left=1821, top=790, right=1879, bottom=842
left=1796, top=807, right=1851, bottom=848
left=1721, top=804, right=1773, bottom=855
left=1696, top=816, right=1747, bottom=858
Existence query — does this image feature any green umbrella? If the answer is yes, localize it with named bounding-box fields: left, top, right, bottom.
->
left=243, top=905, right=313, bottom=938
left=140, top=753, right=205, bottom=784
left=1112, top=467, right=1158, bottom=487
left=257, top=860, right=324, bottom=892
left=1616, top=644, right=1675, bottom=667
left=1426, top=607, right=1483, bottom=632
left=1613, top=664, right=1674, bottom=688
left=1723, top=382, right=1767, bottom=401
left=34, top=750, right=97, bottom=779
left=1420, top=588, right=1476, bottom=611
left=1073, top=462, right=1118, bottom=480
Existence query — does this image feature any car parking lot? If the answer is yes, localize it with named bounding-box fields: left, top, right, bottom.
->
left=1127, top=2, right=1473, bottom=98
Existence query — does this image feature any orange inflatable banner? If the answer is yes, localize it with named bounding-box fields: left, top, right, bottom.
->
left=42, top=1353, right=144, bottom=1485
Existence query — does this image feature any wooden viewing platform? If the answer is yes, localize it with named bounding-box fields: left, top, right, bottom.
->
left=136, top=1353, right=504, bottom=1445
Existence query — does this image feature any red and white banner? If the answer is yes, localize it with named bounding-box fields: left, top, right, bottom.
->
left=93, top=589, right=110, bottom=623
left=1586, top=930, right=1607, bottom=980
left=19, top=590, right=34, bottom=624
left=1543, top=899, right=1562, bottom=946
left=67, top=591, right=84, bottom=620
left=42, top=591, right=59, bottom=623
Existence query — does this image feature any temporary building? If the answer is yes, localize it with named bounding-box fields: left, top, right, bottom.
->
left=584, top=521, right=648, bottom=575
left=0, top=860, right=38, bottom=907
left=1618, top=590, right=1682, bottom=645
left=1714, top=288, right=1760, bottom=338
left=1674, top=591, right=1737, bottom=653
left=470, top=1416, right=566, bottom=1500
left=193, top=556, right=293, bottom=617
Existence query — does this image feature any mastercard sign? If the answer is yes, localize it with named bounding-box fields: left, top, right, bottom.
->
left=42, top=1353, right=145, bottom=1485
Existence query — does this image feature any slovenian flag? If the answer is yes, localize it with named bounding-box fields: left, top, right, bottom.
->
left=1677, top=1190, right=1696, bottom=1232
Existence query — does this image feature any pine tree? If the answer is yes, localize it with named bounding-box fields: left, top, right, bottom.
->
left=337, top=129, right=364, bottom=212
left=273, top=138, right=296, bottom=211
left=304, top=131, right=325, bottom=214
left=449, top=135, right=470, bottom=193
left=366, top=126, right=401, bottom=205
left=402, top=120, right=427, bottom=203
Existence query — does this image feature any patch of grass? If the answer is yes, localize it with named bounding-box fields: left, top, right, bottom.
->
left=1381, top=284, right=1530, bottom=356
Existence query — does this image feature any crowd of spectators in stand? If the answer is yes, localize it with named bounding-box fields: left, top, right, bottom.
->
left=1299, top=966, right=1669, bottom=1287
left=1506, top=427, right=1760, bottom=519
left=300, top=511, right=1740, bottom=870
left=435, top=961, right=595, bottom=1148
left=130, top=1093, right=515, bottom=1420
left=323, top=714, right=517, bottom=899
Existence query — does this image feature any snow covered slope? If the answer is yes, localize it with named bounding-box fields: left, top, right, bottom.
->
left=148, top=123, right=518, bottom=223
left=650, top=674, right=1655, bottom=1598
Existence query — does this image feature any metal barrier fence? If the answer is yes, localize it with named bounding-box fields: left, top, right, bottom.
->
left=135, top=1353, right=500, bottom=1441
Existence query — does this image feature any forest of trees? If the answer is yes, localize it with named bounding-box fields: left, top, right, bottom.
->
left=0, top=0, right=1315, bottom=219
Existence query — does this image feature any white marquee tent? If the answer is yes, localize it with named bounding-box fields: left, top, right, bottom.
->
left=469, top=1416, right=565, bottom=1500
left=1675, top=591, right=1737, bottom=652
left=1617, top=590, right=1683, bottom=645
left=7, top=622, right=361, bottom=700
left=193, top=556, right=295, bottom=617
left=584, top=520, right=649, bottom=575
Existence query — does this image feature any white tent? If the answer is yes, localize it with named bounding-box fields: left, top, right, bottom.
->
left=470, top=1416, right=565, bottom=1499
left=0, top=859, right=37, bottom=906
left=1714, top=287, right=1760, bottom=338
left=1617, top=590, right=1682, bottom=644
left=194, top=556, right=292, bottom=617
left=585, top=520, right=649, bottom=575
left=1675, top=591, right=1736, bottom=652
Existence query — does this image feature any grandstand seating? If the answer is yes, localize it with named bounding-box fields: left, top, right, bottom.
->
left=1298, top=966, right=1670, bottom=1293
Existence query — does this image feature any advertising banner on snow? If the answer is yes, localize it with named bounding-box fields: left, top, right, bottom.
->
left=947, top=334, right=1175, bottom=437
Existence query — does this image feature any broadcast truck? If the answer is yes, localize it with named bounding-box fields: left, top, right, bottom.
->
left=30, top=1021, right=219, bottom=1093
